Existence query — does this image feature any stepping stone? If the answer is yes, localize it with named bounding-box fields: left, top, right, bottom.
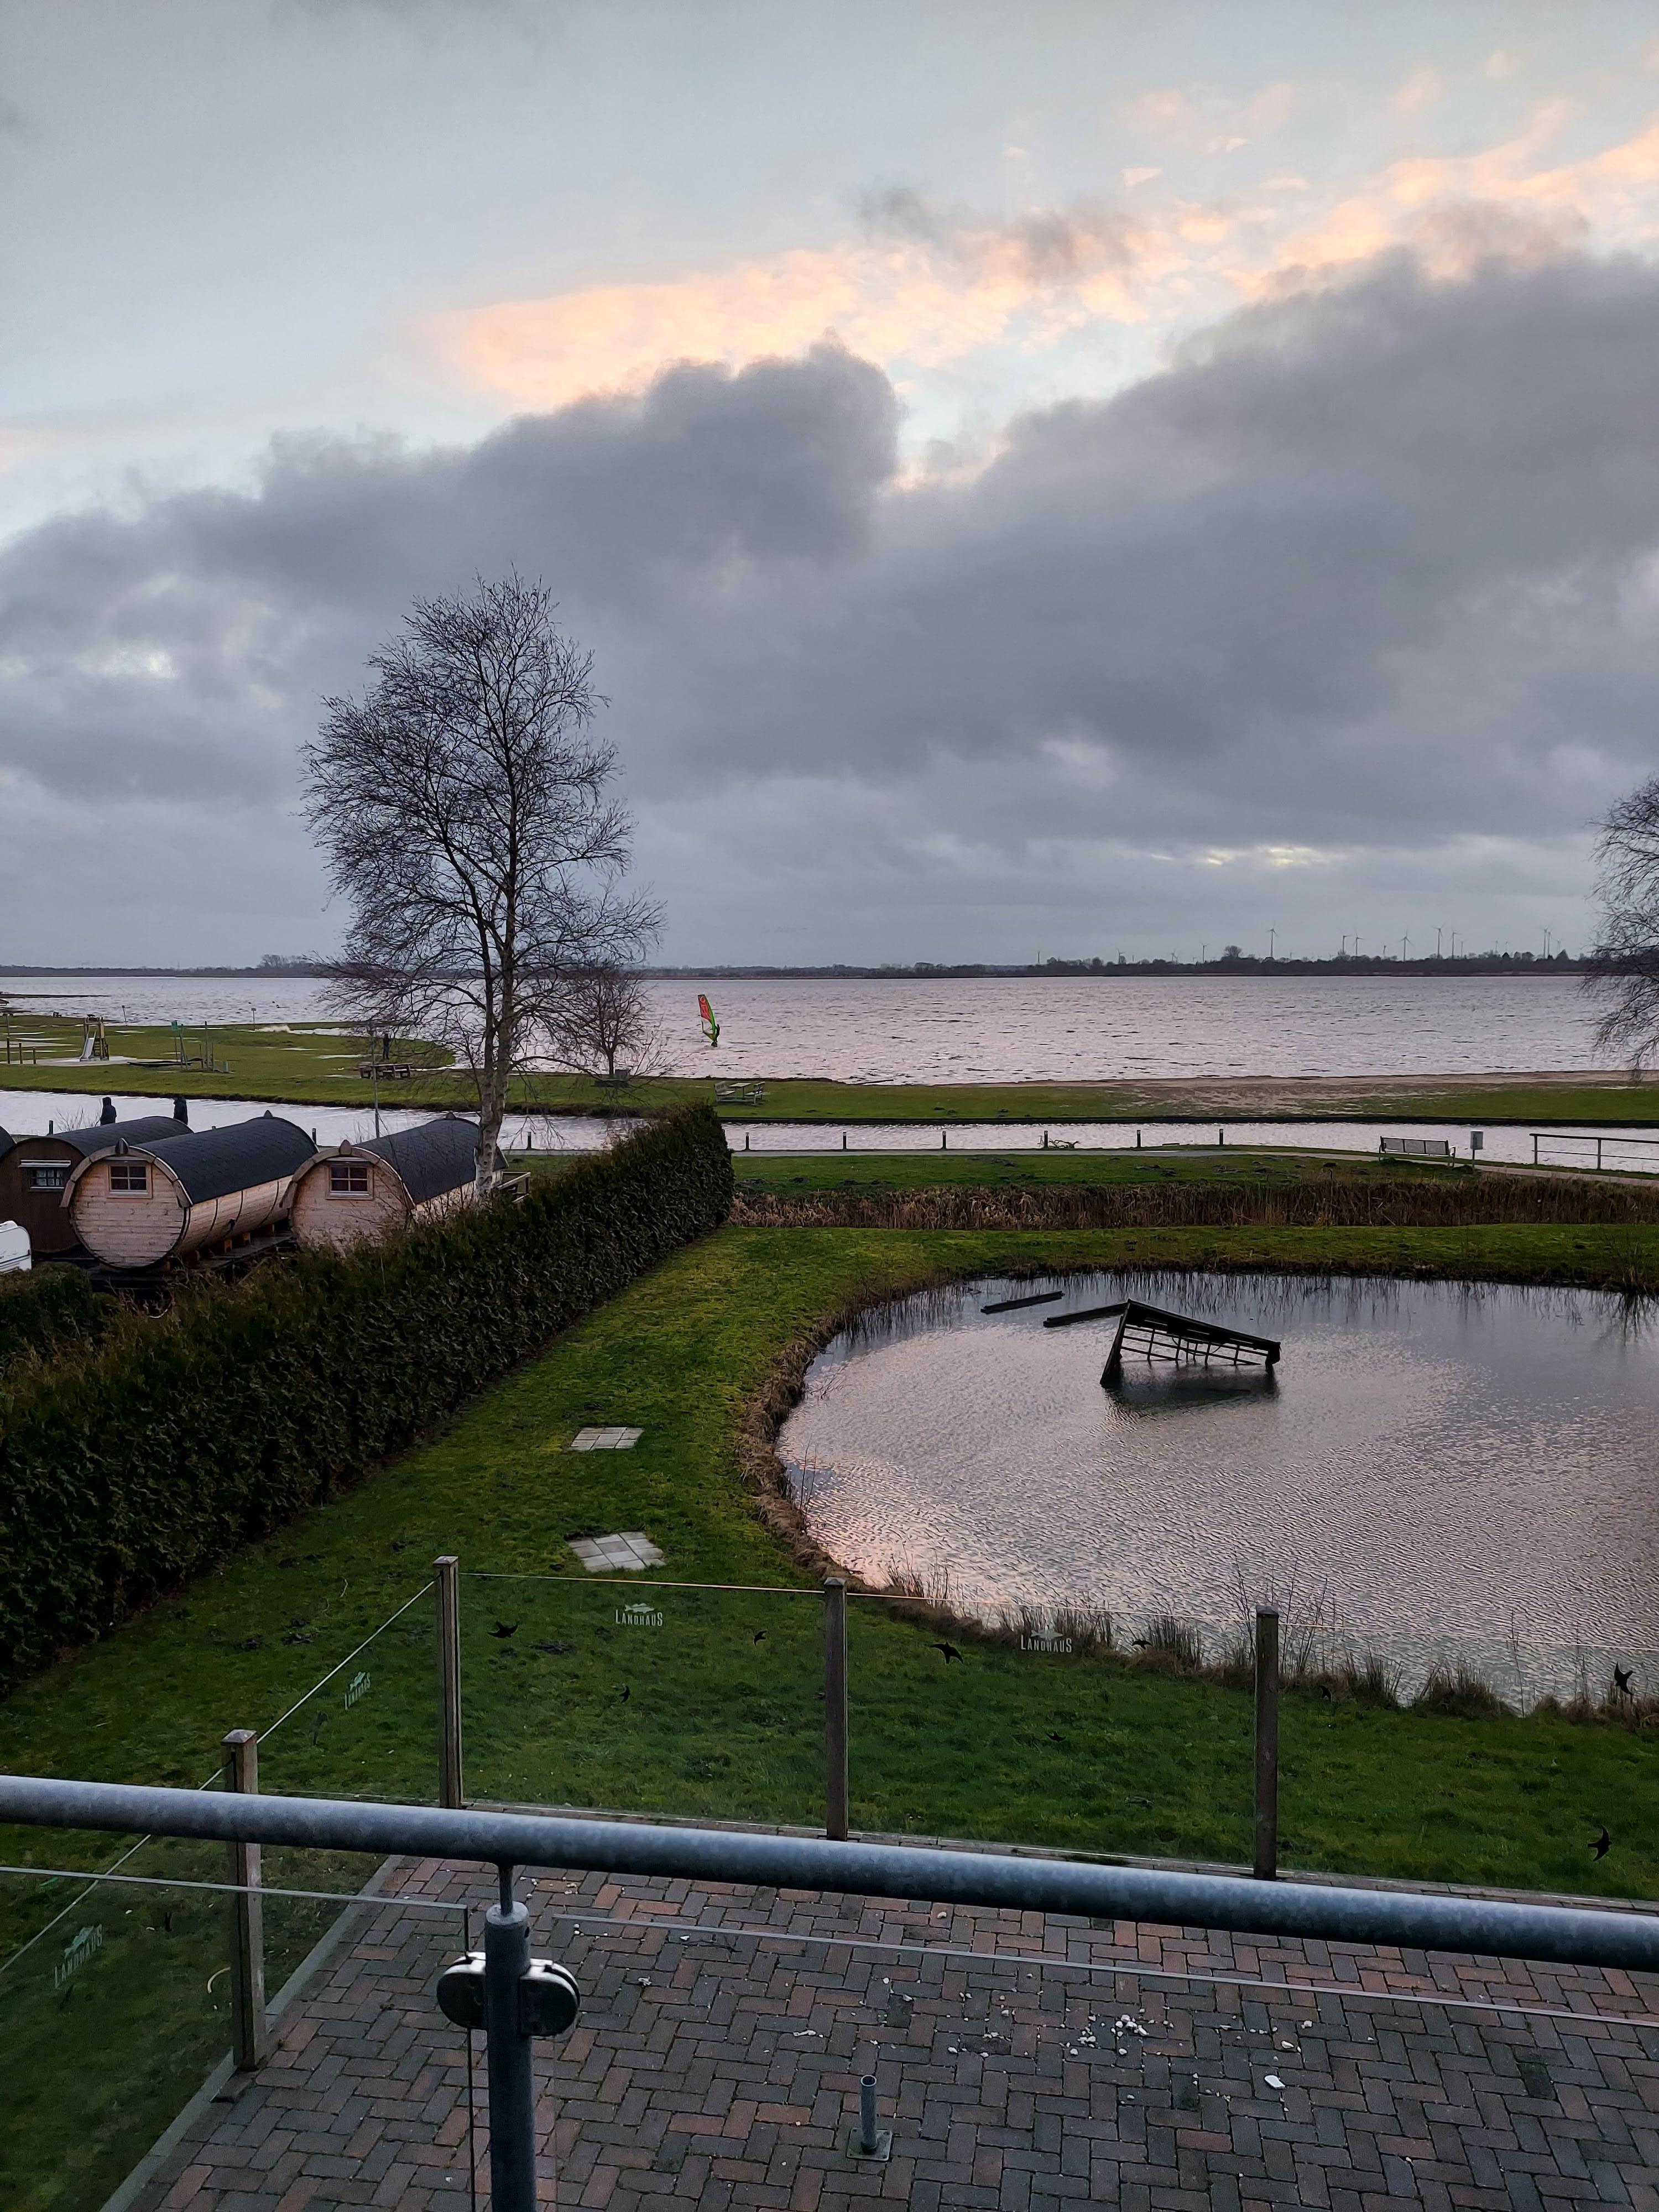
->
left=568, top=1425, right=643, bottom=1451
left=569, top=1531, right=665, bottom=1573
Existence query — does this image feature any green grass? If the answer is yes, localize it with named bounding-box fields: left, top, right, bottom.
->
left=0, top=1015, right=464, bottom=1110
left=6, top=1020, right=1659, bottom=1127
left=3, top=1220, right=1655, bottom=1882
left=4, top=1220, right=1659, bottom=2210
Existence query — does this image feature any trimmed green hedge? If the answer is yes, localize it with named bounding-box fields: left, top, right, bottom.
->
left=0, top=1265, right=114, bottom=1378
left=0, top=1107, right=733, bottom=1691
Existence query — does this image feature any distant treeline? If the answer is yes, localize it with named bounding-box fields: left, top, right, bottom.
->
left=6, top=952, right=1586, bottom=982
left=648, top=953, right=1587, bottom=979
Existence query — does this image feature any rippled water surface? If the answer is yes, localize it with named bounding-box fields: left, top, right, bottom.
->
left=781, top=1272, right=1659, bottom=1687
left=1, top=971, right=1604, bottom=1080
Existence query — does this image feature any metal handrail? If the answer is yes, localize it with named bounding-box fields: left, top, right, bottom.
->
left=2, top=1773, right=1656, bottom=1972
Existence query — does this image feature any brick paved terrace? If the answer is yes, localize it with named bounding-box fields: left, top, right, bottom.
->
left=125, top=1855, right=1659, bottom=2211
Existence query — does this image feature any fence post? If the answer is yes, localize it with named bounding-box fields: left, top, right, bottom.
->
left=435, top=1556, right=465, bottom=1809
left=823, top=1578, right=849, bottom=1841
left=1253, top=1608, right=1280, bottom=1882
left=221, top=1728, right=270, bottom=2069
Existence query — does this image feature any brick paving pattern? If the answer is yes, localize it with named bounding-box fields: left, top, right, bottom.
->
left=128, top=1856, right=1659, bottom=2210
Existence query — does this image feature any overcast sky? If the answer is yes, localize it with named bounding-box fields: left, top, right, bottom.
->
left=5, top=1, right=1659, bottom=964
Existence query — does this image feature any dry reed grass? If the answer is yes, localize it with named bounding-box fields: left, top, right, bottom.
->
left=731, top=1171, right=1659, bottom=1233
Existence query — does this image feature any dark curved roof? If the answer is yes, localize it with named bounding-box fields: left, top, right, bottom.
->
left=59, top=1115, right=189, bottom=1160
left=143, top=1113, right=314, bottom=1204
left=360, top=1115, right=479, bottom=1205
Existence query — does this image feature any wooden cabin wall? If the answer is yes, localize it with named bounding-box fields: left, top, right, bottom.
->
left=289, top=1160, right=408, bottom=1252
left=174, top=1176, right=294, bottom=1260
left=0, top=1140, right=81, bottom=1256
left=71, top=1161, right=188, bottom=1267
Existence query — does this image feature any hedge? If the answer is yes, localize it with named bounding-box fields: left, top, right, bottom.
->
left=0, top=1105, right=733, bottom=1692
left=0, top=1264, right=116, bottom=1379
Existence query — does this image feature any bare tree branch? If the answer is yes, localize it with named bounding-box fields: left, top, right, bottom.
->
left=544, top=967, right=667, bottom=1082
left=1584, top=773, right=1659, bottom=1073
left=303, top=576, right=660, bottom=1190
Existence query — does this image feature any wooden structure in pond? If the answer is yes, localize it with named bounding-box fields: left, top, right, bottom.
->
left=1045, top=1296, right=1280, bottom=1382
left=289, top=1115, right=481, bottom=1252
left=66, top=1112, right=315, bottom=1271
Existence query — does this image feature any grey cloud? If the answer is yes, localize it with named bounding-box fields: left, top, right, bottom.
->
left=858, top=183, right=1142, bottom=281
left=3, top=244, right=1657, bottom=959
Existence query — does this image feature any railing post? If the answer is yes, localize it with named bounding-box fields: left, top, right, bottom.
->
left=1253, top=1608, right=1280, bottom=1882
left=484, top=1872, right=537, bottom=2212
left=435, top=1556, right=464, bottom=1808
left=823, top=1578, right=849, bottom=1841
left=221, top=1728, right=270, bottom=2069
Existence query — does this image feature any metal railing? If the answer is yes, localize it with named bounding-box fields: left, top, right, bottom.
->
left=1533, top=1129, right=1659, bottom=1172
left=2, top=1769, right=1658, bottom=2212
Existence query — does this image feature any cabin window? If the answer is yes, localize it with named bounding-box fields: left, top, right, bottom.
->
left=22, top=1162, right=68, bottom=1192
left=108, top=1161, right=149, bottom=1195
left=330, top=1161, right=371, bottom=1196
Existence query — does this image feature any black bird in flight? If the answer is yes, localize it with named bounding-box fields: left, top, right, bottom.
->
left=489, top=1621, right=518, bottom=1640
left=753, top=1629, right=766, bottom=1644
left=1614, top=1665, right=1634, bottom=1697
left=931, top=1641, right=963, bottom=1664
left=618, top=1684, right=632, bottom=1703
left=1593, top=1827, right=1611, bottom=1859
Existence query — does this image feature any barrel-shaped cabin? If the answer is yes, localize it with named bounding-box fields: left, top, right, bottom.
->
left=289, top=1115, right=480, bottom=1252
left=67, top=1112, right=314, bottom=1271
left=0, top=1112, right=189, bottom=1258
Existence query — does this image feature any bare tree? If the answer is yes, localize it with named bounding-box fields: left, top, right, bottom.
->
left=1585, top=775, right=1659, bottom=1072
left=547, top=966, right=665, bottom=1082
left=304, top=577, right=658, bottom=1192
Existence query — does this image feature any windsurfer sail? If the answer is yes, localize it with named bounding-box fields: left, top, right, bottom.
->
left=698, top=993, right=720, bottom=1048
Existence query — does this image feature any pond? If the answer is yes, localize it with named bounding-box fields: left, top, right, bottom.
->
left=779, top=1270, right=1659, bottom=1701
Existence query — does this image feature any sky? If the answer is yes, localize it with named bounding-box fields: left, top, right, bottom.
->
left=5, top=1, right=1659, bottom=964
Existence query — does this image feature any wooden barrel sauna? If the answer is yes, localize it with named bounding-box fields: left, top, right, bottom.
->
left=289, top=1115, right=481, bottom=1253
left=67, top=1112, right=314, bottom=1270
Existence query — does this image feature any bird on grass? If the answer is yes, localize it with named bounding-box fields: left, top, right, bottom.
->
left=931, top=1641, right=963, bottom=1665
left=618, top=1685, right=632, bottom=1703
left=489, top=1622, right=519, bottom=1640
left=1614, top=1665, right=1634, bottom=1697
left=753, top=1630, right=766, bottom=1644
left=1593, top=1827, right=1611, bottom=1860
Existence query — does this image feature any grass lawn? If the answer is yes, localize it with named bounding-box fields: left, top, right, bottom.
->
left=0, top=1015, right=465, bottom=1111
left=4, top=1218, right=1659, bottom=2208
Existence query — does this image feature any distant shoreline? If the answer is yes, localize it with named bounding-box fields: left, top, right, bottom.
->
left=1, top=958, right=1593, bottom=981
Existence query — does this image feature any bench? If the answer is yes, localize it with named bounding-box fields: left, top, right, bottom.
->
left=715, top=1082, right=765, bottom=1106
left=1379, top=1135, right=1453, bottom=1160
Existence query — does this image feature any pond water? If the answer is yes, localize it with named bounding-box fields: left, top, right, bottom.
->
left=780, top=1271, right=1659, bottom=1700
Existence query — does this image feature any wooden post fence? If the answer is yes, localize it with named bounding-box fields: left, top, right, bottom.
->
left=221, top=1728, right=270, bottom=2070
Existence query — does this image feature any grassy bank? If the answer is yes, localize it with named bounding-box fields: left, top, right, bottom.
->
left=4, top=1222, right=1657, bottom=1884
left=729, top=1145, right=1457, bottom=1191
left=5, top=1026, right=1659, bottom=1127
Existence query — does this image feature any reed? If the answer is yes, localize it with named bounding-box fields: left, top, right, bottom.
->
left=731, top=1171, right=1659, bottom=1232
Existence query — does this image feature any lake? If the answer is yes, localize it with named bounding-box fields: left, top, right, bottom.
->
left=0, top=971, right=1608, bottom=1082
